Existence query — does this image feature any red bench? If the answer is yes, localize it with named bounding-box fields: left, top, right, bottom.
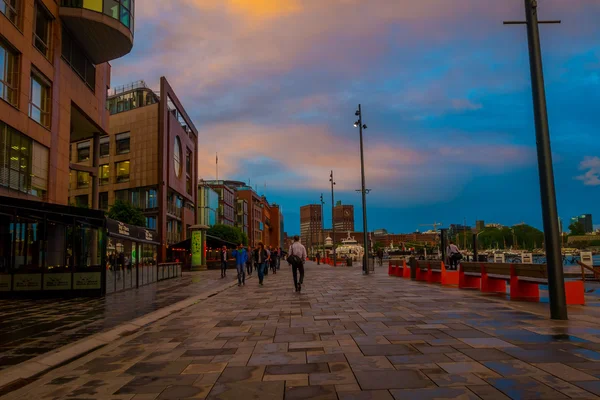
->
left=415, top=260, right=459, bottom=286
left=459, top=262, right=584, bottom=305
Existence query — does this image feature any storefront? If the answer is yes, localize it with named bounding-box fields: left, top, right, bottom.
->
left=0, top=196, right=106, bottom=297
left=105, top=219, right=180, bottom=294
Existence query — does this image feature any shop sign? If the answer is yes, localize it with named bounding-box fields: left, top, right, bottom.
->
left=74, top=272, right=102, bottom=289
left=43, top=273, right=72, bottom=290
left=192, top=230, right=202, bottom=267
left=13, top=274, right=42, bottom=291
left=0, top=274, right=10, bottom=291
left=118, top=222, right=130, bottom=236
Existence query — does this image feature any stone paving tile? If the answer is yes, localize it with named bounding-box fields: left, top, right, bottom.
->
left=7, top=262, right=600, bottom=400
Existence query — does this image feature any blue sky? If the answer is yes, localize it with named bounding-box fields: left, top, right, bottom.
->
left=111, top=0, right=600, bottom=235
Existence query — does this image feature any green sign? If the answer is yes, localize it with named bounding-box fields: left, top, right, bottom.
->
left=191, top=230, right=202, bottom=267
left=44, top=273, right=72, bottom=290
left=74, top=272, right=102, bottom=289
left=0, top=274, right=10, bottom=291
left=13, top=274, right=42, bottom=291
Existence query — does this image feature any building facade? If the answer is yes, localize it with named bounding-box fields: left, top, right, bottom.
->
left=236, top=198, right=248, bottom=236
left=334, top=204, right=354, bottom=232
left=69, top=77, right=198, bottom=261
left=201, top=180, right=235, bottom=226
left=300, top=204, right=323, bottom=250
left=1, top=0, right=134, bottom=206
left=235, top=187, right=263, bottom=247
left=198, top=183, right=219, bottom=227
left=571, top=214, right=593, bottom=234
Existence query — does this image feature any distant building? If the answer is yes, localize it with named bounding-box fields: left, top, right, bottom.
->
left=300, top=204, right=323, bottom=251
left=476, top=220, right=485, bottom=231
left=571, top=214, right=593, bottom=234
left=198, top=184, right=219, bottom=227
left=236, top=199, right=248, bottom=236
left=449, top=224, right=472, bottom=237
left=374, top=229, right=388, bottom=236
left=334, top=204, right=355, bottom=232
left=486, top=223, right=504, bottom=229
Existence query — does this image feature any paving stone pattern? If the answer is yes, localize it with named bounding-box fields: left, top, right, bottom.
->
left=0, top=270, right=236, bottom=370
left=6, top=262, right=600, bottom=399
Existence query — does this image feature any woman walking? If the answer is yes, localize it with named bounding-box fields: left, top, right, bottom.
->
left=246, top=246, right=253, bottom=276
left=253, top=242, right=269, bottom=286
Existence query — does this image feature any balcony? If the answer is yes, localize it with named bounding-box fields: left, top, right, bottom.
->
left=60, top=0, right=134, bottom=64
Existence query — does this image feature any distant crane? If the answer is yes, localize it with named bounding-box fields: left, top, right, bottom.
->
left=419, top=222, right=443, bottom=233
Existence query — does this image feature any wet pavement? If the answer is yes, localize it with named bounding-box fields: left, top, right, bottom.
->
left=5, top=262, right=600, bottom=399
left=0, top=270, right=239, bottom=371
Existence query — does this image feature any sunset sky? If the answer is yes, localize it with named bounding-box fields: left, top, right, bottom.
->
left=111, top=0, right=600, bottom=235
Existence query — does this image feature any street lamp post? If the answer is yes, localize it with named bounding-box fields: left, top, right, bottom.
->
left=354, top=104, right=369, bottom=274
left=504, top=0, right=567, bottom=320
left=330, top=171, right=336, bottom=265
left=320, top=193, right=325, bottom=262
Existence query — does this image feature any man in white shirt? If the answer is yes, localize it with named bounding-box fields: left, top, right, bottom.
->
left=446, top=241, right=461, bottom=270
left=288, top=235, right=307, bottom=292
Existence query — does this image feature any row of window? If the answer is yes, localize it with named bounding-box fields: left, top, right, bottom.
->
left=75, top=132, right=130, bottom=162
left=2, top=1, right=53, bottom=60
left=0, top=121, right=48, bottom=198
left=1, top=38, right=52, bottom=128
left=75, top=160, right=129, bottom=188
left=60, top=0, right=135, bottom=32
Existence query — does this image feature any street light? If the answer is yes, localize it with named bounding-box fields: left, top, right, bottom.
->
left=354, top=104, right=369, bottom=274
left=320, top=193, right=325, bottom=262
left=330, top=170, right=336, bottom=265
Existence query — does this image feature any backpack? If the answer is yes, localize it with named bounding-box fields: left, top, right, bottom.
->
left=287, top=245, right=302, bottom=266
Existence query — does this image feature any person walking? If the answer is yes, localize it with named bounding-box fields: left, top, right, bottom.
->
left=220, top=245, right=228, bottom=278
left=287, top=235, right=307, bottom=292
left=253, top=242, right=269, bottom=286
left=232, top=244, right=247, bottom=286
left=270, top=246, right=278, bottom=274
left=316, top=252, right=321, bottom=265
left=246, top=246, right=253, bottom=276
left=277, top=247, right=282, bottom=270
left=447, top=241, right=462, bottom=271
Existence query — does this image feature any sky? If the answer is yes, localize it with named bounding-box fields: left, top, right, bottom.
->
left=111, top=0, right=600, bottom=235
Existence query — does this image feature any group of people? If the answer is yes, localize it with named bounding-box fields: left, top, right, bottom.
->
left=218, top=236, right=307, bottom=292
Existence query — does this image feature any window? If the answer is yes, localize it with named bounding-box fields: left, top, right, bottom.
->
left=173, top=136, right=181, bottom=178
left=74, top=194, right=88, bottom=208
left=99, top=192, right=108, bottom=210
left=29, top=70, right=51, bottom=128
left=116, top=160, right=129, bottom=183
left=114, top=189, right=128, bottom=202
left=0, top=39, right=19, bottom=107
left=77, top=141, right=90, bottom=162
left=1, top=0, right=20, bottom=27
left=77, top=171, right=90, bottom=188
left=100, top=136, right=109, bottom=157
left=99, top=164, right=109, bottom=185
left=33, top=1, right=52, bottom=59
left=115, top=132, right=130, bottom=154
left=186, top=177, right=191, bottom=195
left=61, top=26, right=96, bottom=90
left=146, top=216, right=156, bottom=230
left=186, top=149, right=191, bottom=175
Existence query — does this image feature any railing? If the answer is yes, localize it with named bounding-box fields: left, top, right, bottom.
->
left=108, top=80, right=148, bottom=97
left=167, top=203, right=182, bottom=218
left=158, top=262, right=182, bottom=281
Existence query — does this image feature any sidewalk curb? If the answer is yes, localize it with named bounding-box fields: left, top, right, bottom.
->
left=0, top=276, right=244, bottom=395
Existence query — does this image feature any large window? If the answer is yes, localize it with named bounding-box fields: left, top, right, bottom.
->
left=100, top=136, right=109, bottom=157
left=115, top=132, right=130, bottom=154
left=173, top=136, right=182, bottom=178
left=1, top=0, right=20, bottom=27
left=33, top=1, right=52, bottom=59
left=61, top=26, right=96, bottom=90
left=76, top=171, right=90, bottom=188
left=99, top=164, right=109, bottom=185
left=113, top=187, right=157, bottom=210
left=77, top=141, right=90, bottom=162
left=29, top=69, right=51, bottom=128
left=146, top=216, right=156, bottom=230
left=116, top=161, right=129, bottom=183
left=0, top=39, right=19, bottom=107
left=0, top=122, right=48, bottom=198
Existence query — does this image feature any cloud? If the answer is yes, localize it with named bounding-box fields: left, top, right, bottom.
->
left=576, top=156, right=600, bottom=186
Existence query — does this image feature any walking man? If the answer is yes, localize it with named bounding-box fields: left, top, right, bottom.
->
left=254, top=242, right=268, bottom=286
left=288, top=235, right=307, bottom=292
left=316, top=252, right=321, bottom=265
left=246, top=246, right=253, bottom=276
left=446, top=241, right=462, bottom=271
left=220, top=245, right=228, bottom=278
left=232, top=244, right=247, bottom=286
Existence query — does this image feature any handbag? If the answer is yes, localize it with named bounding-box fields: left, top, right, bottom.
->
left=287, top=246, right=302, bottom=266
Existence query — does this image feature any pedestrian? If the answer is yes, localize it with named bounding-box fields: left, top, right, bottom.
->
left=270, top=246, right=278, bottom=274
left=316, top=251, right=321, bottom=265
left=254, top=242, right=269, bottom=286
left=277, top=247, right=282, bottom=270
left=446, top=241, right=462, bottom=271
left=232, top=243, right=247, bottom=286
left=287, top=235, right=307, bottom=292
left=220, top=245, right=228, bottom=278
left=246, top=246, right=253, bottom=276
left=264, top=246, right=271, bottom=276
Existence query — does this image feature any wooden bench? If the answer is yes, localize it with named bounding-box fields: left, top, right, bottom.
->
left=458, top=262, right=585, bottom=305
left=388, top=259, right=410, bottom=278
left=413, top=260, right=458, bottom=286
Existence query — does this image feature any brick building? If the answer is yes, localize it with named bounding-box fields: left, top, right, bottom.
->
left=300, top=204, right=323, bottom=249
left=334, top=204, right=354, bottom=232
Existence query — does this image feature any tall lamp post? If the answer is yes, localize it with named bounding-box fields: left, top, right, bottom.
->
left=320, top=193, right=325, bottom=261
left=330, top=171, right=336, bottom=265
left=354, top=105, right=369, bottom=274
left=504, top=0, right=567, bottom=320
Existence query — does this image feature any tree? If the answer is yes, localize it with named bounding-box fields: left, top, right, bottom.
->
left=569, top=221, right=585, bottom=236
left=373, top=242, right=384, bottom=252
left=208, top=224, right=248, bottom=246
left=106, top=200, right=146, bottom=226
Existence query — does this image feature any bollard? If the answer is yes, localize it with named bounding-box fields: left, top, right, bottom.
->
left=409, top=256, right=417, bottom=280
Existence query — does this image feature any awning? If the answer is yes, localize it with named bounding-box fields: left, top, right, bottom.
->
left=106, top=218, right=160, bottom=245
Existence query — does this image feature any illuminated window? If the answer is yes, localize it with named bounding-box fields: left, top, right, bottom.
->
left=173, top=136, right=182, bottom=178
left=99, top=164, right=109, bottom=185
left=77, top=171, right=90, bottom=188
left=116, top=160, right=129, bottom=183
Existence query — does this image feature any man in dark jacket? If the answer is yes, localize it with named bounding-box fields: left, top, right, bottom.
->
left=220, top=245, right=228, bottom=278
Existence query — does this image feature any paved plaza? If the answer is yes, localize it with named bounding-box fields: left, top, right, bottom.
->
left=4, top=262, right=600, bottom=399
